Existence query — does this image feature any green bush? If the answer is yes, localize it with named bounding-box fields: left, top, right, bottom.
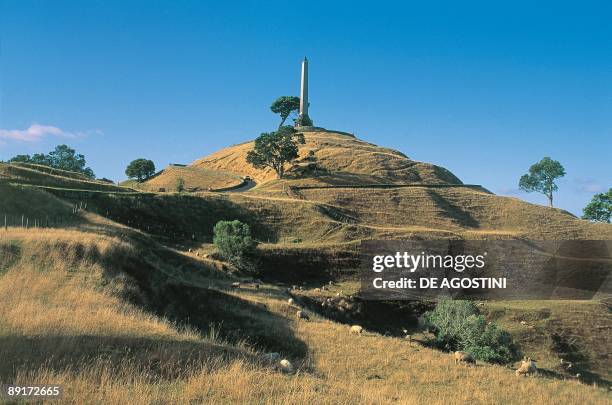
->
left=175, top=177, right=185, bottom=193
left=424, top=299, right=516, bottom=364
left=213, top=220, right=258, bottom=273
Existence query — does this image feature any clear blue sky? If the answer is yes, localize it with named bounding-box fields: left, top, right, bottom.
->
left=1, top=1, right=610, bottom=216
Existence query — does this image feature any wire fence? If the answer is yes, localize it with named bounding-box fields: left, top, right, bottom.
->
left=1, top=202, right=85, bottom=230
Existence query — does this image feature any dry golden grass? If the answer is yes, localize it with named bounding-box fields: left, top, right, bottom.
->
left=191, top=130, right=461, bottom=185
left=0, top=163, right=127, bottom=192
left=142, top=165, right=243, bottom=192
left=1, top=228, right=610, bottom=404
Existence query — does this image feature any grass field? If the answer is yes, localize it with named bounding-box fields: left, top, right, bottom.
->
left=1, top=228, right=610, bottom=404
left=0, top=132, right=610, bottom=403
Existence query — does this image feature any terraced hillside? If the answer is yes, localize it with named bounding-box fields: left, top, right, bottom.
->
left=136, top=165, right=244, bottom=192
left=0, top=162, right=129, bottom=192
left=190, top=130, right=462, bottom=185
left=0, top=133, right=610, bottom=402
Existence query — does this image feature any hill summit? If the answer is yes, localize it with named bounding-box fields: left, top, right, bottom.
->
left=193, top=130, right=462, bottom=185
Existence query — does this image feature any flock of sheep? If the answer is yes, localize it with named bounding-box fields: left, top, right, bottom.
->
left=233, top=281, right=549, bottom=379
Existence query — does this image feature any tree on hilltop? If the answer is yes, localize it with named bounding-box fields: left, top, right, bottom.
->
left=270, top=96, right=300, bottom=128
left=8, top=144, right=95, bottom=178
left=582, top=188, right=611, bottom=223
left=125, top=158, right=156, bottom=182
left=519, top=157, right=565, bottom=207
left=246, top=126, right=305, bottom=179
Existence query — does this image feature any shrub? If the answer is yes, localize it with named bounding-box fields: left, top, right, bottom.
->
left=175, top=177, right=185, bottom=193
left=424, top=299, right=516, bottom=364
left=213, top=220, right=258, bottom=273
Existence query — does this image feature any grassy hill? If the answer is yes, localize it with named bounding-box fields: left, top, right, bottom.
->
left=0, top=162, right=130, bottom=192
left=135, top=165, right=244, bottom=192
left=1, top=224, right=609, bottom=403
left=191, top=130, right=462, bottom=185
left=1, top=131, right=611, bottom=402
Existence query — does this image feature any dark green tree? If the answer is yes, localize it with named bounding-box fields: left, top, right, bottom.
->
left=213, top=220, right=258, bottom=272
left=47, top=144, right=94, bottom=177
left=8, top=144, right=94, bottom=178
left=8, top=154, right=32, bottom=163
left=519, top=157, right=565, bottom=207
left=270, top=96, right=300, bottom=128
left=125, top=158, right=156, bottom=182
left=246, top=126, right=305, bottom=178
left=582, top=188, right=611, bottom=223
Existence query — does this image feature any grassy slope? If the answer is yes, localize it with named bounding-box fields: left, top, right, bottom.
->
left=0, top=163, right=129, bottom=192
left=140, top=165, right=244, bottom=192
left=0, top=227, right=609, bottom=404
left=191, top=131, right=462, bottom=185
left=1, top=139, right=611, bottom=402
left=482, top=300, right=612, bottom=383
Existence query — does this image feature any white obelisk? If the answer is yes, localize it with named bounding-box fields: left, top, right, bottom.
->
left=298, top=57, right=312, bottom=126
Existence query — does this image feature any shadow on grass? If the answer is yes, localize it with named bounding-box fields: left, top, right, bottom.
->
left=0, top=334, right=260, bottom=383
left=99, top=240, right=309, bottom=359
left=426, top=189, right=479, bottom=228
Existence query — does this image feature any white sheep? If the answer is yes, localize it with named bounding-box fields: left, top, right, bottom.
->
left=520, top=320, right=528, bottom=326
left=296, top=310, right=310, bottom=321
left=230, top=282, right=240, bottom=289
left=515, top=357, right=537, bottom=376
left=279, top=359, right=294, bottom=374
left=454, top=351, right=475, bottom=365
left=350, top=325, right=364, bottom=335
left=288, top=298, right=294, bottom=306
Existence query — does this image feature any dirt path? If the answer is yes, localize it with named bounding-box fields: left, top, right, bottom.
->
left=224, top=179, right=256, bottom=192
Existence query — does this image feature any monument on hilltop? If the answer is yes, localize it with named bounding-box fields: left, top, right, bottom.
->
left=295, top=57, right=313, bottom=127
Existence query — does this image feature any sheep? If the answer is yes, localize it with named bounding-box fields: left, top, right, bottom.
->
left=296, top=310, right=310, bottom=321
left=230, top=282, right=241, bottom=289
left=454, top=351, right=475, bottom=365
left=520, top=320, right=528, bottom=326
left=279, top=359, right=294, bottom=374
left=350, top=325, right=364, bottom=335
left=515, top=357, right=537, bottom=377
left=476, top=302, right=485, bottom=307
left=287, top=298, right=294, bottom=306
left=262, top=352, right=281, bottom=362
left=328, top=281, right=333, bottom=285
